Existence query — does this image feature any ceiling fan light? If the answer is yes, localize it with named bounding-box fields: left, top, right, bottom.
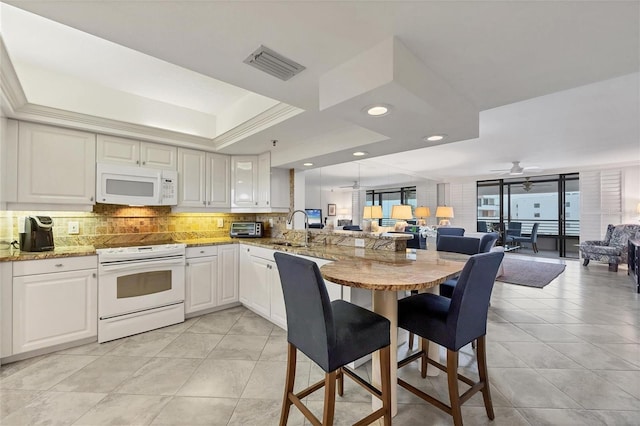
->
left=303, top=162, right=313, bottom=166
left=352, top=151, right=368, bottom=156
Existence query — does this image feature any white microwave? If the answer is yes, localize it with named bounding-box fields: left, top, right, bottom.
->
left=96, top=163, right=178, bottom=206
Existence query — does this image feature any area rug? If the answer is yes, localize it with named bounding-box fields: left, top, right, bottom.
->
left=496, top=258, right=566, bottom=288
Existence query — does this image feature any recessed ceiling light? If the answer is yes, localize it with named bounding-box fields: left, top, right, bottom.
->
left=303, top=162, right=313, bottom=166
left=424, top=134, right=446, bottom=142
left=364, top=104, right=392, bottom=117
left=352, top=151, right=368, bottom=157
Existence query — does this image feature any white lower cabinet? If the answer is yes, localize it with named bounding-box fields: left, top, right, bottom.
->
left=217, top=245, right=239, bottom=305
left=185, top=244, right=238, bottom=315
left=239, top=245, right=344, bottom=330
left=185, top=251, right=218, bottom=314
left=12, top=256, right=97, bottom=355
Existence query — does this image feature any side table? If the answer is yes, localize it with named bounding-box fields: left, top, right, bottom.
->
left=628, top=238, right=639, bottom=293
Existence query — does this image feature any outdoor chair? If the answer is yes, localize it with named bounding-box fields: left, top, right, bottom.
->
left=504, top=222, right=522, bottom=244
left=510, top=222, right=540, bottom=253
left=273, top=252, right=392, bottom=426
left=397, top=251, right=504, bottom=426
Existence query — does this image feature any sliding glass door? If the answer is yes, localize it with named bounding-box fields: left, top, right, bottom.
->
left=477, top=174, right=579, bottom=258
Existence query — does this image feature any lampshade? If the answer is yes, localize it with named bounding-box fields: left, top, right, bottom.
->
left=637, top=202, right=640, bottom=214
left=391, top=205, right=413, bottom=220
left=414, top=206, right=431, bottom=218
left=363, top=205, right=383, bottom=219
left=435, top=206, right=454, bottom=219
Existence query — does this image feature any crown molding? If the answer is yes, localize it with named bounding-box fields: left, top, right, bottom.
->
left=0, top=36, right=28, bottom=113
left=213, top=103, right=303, bottom=150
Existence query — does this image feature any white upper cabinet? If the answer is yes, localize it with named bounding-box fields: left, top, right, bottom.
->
left=231, top=153, right=288, bottom=211
left=10, top=121, right=96, bottom=206
left=177, top=148, right=230, bottom=209
left=258, top=152, right=271, bottom=207
left=206, top=153, right=231, bottom=208
left=97, top=135, right=177, bottom=170
left=231, top=155, right=259, bottom=208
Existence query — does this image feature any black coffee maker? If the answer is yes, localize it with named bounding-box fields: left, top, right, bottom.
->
left=19, top=216, right=54, bottom=252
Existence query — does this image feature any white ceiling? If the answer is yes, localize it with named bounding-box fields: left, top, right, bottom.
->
left=1, top=1, right=639, bottom=187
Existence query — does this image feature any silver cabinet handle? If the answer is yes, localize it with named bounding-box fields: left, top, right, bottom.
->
left=203, top=201, right=206, bottom=206
left=92, top=273, right=96, bottom=278
left=142, top=161, right=146, bottom=165
left=200, top=250, right=205, bottom=254
left=90, top=197, right=94, bottom=202
left=55, top=263, right=63, bottom=267
left=136, top=160, right=140, bottom=164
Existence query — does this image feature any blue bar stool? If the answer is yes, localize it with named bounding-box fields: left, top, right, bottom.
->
left=274, top=252, right=392, bottom=426
left=397, top=251, right=504, bottom=426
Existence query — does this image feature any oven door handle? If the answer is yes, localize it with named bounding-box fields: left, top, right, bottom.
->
left=100, top=257, right=185, bottom=273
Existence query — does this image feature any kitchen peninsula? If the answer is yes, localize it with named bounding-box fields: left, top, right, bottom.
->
left=0, top=230, right=414, bottom=365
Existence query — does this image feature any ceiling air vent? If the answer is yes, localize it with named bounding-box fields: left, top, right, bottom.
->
left=243, top=45, right=305, bottom=81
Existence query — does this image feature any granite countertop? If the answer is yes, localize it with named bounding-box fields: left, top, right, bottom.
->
left=1, top=236, right=430, bottom=264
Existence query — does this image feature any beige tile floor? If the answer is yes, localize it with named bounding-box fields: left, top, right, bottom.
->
left=1, top=255, right=639, bottom=425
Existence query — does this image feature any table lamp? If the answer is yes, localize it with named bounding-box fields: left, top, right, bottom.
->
left=435, top=205, right=454, bottom=226
left=363, top=205, right=383, bottom=231
left=391, top=204, right=413, bottom=231
left=414, top=206, right=431, bottom=226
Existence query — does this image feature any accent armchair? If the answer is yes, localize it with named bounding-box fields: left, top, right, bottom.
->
left=579, top=224, right=640, bottom=272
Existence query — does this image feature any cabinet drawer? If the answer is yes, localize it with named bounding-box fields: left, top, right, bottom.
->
left=13, top=256, right=98, bottom=277
left=242, top=245, right=275, bottom=261
left=186, top=246, right=219, bottom=258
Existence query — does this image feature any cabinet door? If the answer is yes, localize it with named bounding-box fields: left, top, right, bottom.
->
left=18, top=122, right=96, bottom=205
left=249, top=256, right=271, bottom=318
left=13, top=269, right=97, bottom=354
left=206, top=153, right=230, bottom=208
left=217, top=245, right=238, bottom=305
left=96, top=135, right=139, bottom=166
left=185, top=256, right=217, bottom=314
left=257, top=152, right=271, bottom=207
left=231, top=156, right=258, bottom=207
left=269, top=261, right=287, bottom=330
left=270, top=167, right=290, bottom=209
left=177, top=148, right=207, bottom=208
left=140, top=142, right=177, bottom=170
left=238, top=246, right=256, bottom=306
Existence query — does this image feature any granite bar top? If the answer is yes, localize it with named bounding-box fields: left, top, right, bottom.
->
left=320, top=250, right=468, bottom=291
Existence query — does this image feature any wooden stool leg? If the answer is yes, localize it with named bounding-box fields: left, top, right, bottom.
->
left=280, top=343, right=297, bottom=426
left=409, top=332, right=415, bottom=349
left=322, top=371, right=337, bottom=425
left=380, top=345, right=392, bottom=426
left=447, top=349, right=463, bottom=426
left=421, top=337, right=429, bottom=379
left=477, top=336, right=495, bottom=420
left=337, top=368, right=344, bottom=397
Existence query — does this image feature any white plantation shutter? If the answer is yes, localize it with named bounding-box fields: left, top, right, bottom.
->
left=580, top=170, right=622, bottom=241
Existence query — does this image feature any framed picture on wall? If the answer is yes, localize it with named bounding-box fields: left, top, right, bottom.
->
left=328, top=204, right=336, bottom=216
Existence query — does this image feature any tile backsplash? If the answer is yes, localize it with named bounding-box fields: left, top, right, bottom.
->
left=0, top=204, right=289, bottom=248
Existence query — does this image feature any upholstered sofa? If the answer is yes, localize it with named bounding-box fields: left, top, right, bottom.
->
left=579, top=224, right=640, bottom=271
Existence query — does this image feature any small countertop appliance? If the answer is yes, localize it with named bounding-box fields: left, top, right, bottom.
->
left=19, top=216, right=54, bottom=252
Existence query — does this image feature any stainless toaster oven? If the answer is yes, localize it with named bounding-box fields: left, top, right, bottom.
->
left=230, top=222, right=263, bottom=238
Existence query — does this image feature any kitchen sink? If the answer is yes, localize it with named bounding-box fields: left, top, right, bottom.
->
left=272, top=241, right=308, bottom=248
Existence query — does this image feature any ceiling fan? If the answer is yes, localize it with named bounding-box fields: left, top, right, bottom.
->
left=490, top=161, right=542, bottom=176
left=339, top=180, right=372, bottom=190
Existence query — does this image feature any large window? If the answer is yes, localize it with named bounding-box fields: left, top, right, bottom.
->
left=366, top=186, right=417, bottom=226
left=477, top=174, right=579, bottom=258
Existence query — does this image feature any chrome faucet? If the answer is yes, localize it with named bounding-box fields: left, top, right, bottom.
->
left=287, top=209, right=309, bottom=247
